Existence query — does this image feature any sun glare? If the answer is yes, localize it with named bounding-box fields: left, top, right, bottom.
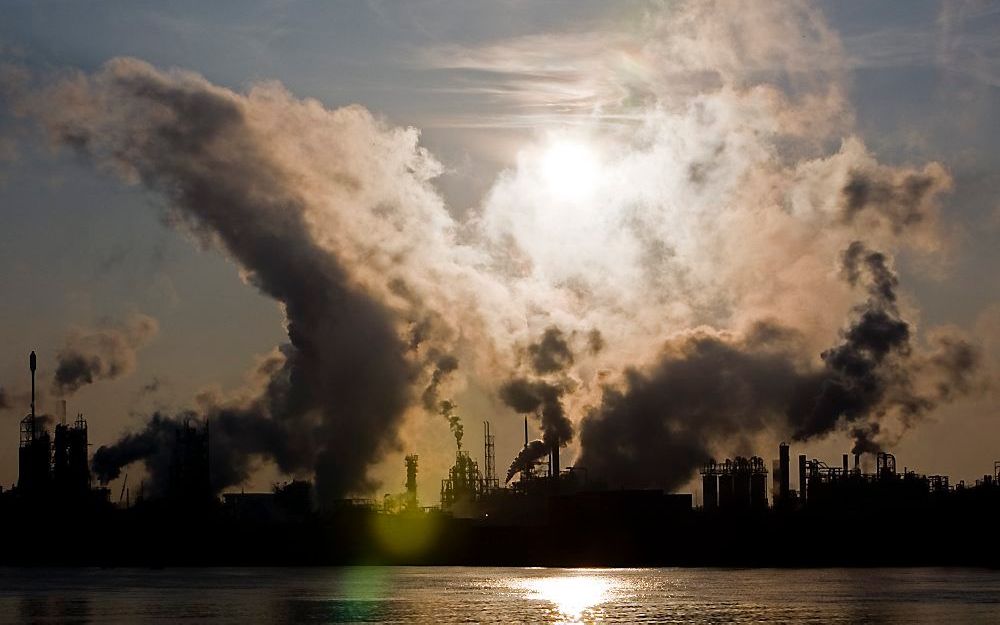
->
left=521, top=575, right=614, bottom=622
left=540, top=140, right=601, bottom=201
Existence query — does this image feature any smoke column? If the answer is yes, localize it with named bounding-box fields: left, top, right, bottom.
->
left=7, top=0, right=989, bottom=496
left=52, top=314, right=159, bottom=396
left=578, top=242, right=981, bottom=490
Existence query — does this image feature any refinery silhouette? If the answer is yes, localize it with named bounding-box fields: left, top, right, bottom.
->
left=3, top=351, right=998, bottom=567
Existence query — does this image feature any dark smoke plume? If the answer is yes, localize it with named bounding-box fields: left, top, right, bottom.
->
left=499, top=377, right=573, bottom=449
left=578, top=242, right=982, bottom=490
left=421, top=354, right=463, bottom=449
left=498, top=326, right=576, bottom=462
left=52, top=314, right=158, bottom=396
left=38, top=59, right=418, bottom=500
left=438, top=399, right=464, bottom=450
left=505, top=439, right=548, bottom=483
left=421, top=353, right=459, bottom=411
left=841, top=166, right=950, bottom=233
left=587, top=329, right=605, bottom=355
left=529, top=327, right=573, bottom=374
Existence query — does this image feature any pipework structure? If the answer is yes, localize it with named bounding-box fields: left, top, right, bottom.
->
left=700, top=456, right=768, bottom=511
left=482, top=421, right=498, bottom=493
left=440, top=450, right=483, bottom=510
left=404, top=454, right=419, bottom=511
left=18, top=351, right=52, bottom=497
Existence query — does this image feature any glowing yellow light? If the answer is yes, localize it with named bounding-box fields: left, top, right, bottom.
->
left=522, top=575, right=613, bottom=621
left=540, top=140, right=601, bottom=202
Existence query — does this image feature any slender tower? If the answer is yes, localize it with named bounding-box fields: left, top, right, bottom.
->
left=482, top=421, right=497, bottom=492
left=29, top=351, right=36, bottom=418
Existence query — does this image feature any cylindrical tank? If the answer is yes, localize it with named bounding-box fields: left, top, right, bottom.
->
left=750, top=472, right=767, bottom=509
left=718, top=473, right=735, bottom=510
left=798, top=454, right=808, bottom=502
left=702, top=473, right=718, bottom=511
left=734, top=470, right=751, bottom=509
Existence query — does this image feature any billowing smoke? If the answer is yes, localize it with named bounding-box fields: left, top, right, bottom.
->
left=790, top=242, right=913, bottom=442
left=32, top=59, right=446, bottom=500
left=8, top=0, right=991, bottom=498
left=92, top=412, right=175, bottom=485
left=52, top=314, right=159, bottom=396
left=587, top=329, right=605, bottom=355
left=529, top=327, right=573, bottom=374
left=498, top=327, right=576, bottom=462
left=438, top=399, right=464, bottom=450
left=421, top=354, right=464, bottom=449
left=840, top=167, right=951, bottom=234
left=499, top=378, right=573, bottom=449
left=506, top=439, right=548, bottom=483
left=578, top=242, right=982, bottom=489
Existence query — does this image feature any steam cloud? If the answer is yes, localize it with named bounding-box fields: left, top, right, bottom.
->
left=30, top=59, right=438, bottom=500
left=578, top=242, right=982, bottom=489
left=52, top=314, right=159, bottom=396
left=499, top=327, right=579, bottom=481
left=7, top=0, right=991, bottom=497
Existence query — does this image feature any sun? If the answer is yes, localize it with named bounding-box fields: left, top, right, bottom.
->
left=540, top=139, right=601, bottom=201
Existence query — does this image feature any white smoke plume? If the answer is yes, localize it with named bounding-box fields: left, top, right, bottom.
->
left=4, top=0, right=987, bottom=496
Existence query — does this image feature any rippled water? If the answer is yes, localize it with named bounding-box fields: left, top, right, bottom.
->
left=3, top=566, right=999, bottom=623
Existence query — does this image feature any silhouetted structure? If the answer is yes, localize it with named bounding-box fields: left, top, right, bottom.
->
left=482, top=421, right=498, bottom=493
left=440, top=450, right=482, bottom=515
left=701, top=456, right=768, bottom=511
left=2, top=352, right=998, bottom=567
left=52, top=411, right=91, bottom=498
left=405, top=454, right=419, bottom=511
left=167, top=420, right=211, bottom=505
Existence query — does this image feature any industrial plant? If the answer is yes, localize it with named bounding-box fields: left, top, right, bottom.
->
left=2, top=351, right=998, bottom=567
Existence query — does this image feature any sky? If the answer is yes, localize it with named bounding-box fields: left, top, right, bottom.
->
left=0, top=0, right=997, bottom=501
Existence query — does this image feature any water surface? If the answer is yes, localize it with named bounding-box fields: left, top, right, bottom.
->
left=3, top=566, right=999, bottom=623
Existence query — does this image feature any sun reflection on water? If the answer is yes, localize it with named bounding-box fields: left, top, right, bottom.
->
left=519, top=574, right=617, bottom=623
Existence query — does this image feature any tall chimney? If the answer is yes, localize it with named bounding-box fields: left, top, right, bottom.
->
left=524, top=416, right=528, bottom=447
left=778, top=443, right=790, bottom=503
left=854, top=452, right=860, bottom=471
left=29, top=351, right=36, bottom=418
left=798, top=454, right=807, bottom=502
left=551, top=440, right=560, bottom=480
left=842, top=453, right=848, bottom=475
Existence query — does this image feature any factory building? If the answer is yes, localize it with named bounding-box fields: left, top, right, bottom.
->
left=13, top=352, right=105, bottom=508
left=700, top=456, right=768, bottom=511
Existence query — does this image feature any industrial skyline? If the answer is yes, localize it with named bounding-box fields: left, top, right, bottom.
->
left=3, top=347, right=998, bottom=568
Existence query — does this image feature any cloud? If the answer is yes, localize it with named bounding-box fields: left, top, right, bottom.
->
left=10, top=0, right=989, bottom=496
left=577, top=243, right=984, bottom=489
left=52, top=314, right=159, bottom=396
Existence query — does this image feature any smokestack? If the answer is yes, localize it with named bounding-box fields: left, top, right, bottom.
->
left=524, top=415, right=528, bottom=447
left=778, top=443, right=789, bottom=503
left=842, top=453, right=848, bottom=475
left=551, top=440, right=560, bottom=480
left=29, top=351, right=36, bottom=418
left=854, top=452, right=860, bottom=471
left=798, top=454, right=807, bottom=502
